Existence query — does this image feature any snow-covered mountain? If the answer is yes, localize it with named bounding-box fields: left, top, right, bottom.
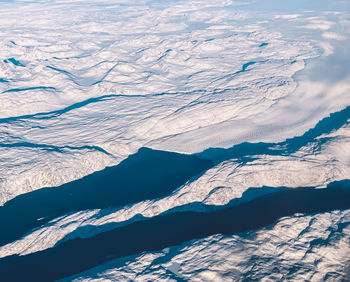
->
left=0, top=0, right=349, bottom=281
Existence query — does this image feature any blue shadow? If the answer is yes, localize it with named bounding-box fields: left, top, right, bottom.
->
left=0, top=180, right=349, bottom=281
left=0, top=148, right=212, bottom=246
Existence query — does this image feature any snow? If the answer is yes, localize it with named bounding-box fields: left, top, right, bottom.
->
left=65, top=209, right=350, bottom=282
left=0, top=0, right=349, bottom=280
left=1, top=105, right=349, bottom=259
left=1, top=0, right=349, bottom=203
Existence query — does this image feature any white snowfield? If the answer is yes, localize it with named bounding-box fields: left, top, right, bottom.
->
left=0, top=0, right=349, bottom=204
left=0, top=0, right=349, bottom=280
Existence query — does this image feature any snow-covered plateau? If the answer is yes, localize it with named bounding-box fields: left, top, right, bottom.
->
left=0, top=0, right=349, bottom=281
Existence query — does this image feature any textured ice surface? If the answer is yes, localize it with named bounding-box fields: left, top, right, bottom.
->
left=66, top=209, right=350, bottom=282
left=0, top=0, right=349, bottom=280
left=0, top=106, right=349, bottom=258
left=1, top=0, right=350, bottom=204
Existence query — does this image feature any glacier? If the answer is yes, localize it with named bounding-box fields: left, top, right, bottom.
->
left=0, top=0, right=349, bottom=281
